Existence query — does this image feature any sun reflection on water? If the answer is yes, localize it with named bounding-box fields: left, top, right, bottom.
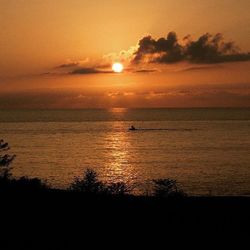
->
left=103, top=121, right=137, bottom=185
left=109, top=107, right=128, bottom=113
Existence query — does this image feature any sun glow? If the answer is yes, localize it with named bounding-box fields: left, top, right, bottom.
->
left=112, top=63, right=124, bottom=73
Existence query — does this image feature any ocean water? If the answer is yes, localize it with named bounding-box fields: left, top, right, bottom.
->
left=0, top=108, right=250, bottom=196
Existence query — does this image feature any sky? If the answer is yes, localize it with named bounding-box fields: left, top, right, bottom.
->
left=0, top=0, right=250, bottom=108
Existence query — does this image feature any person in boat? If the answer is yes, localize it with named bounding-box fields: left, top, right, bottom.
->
left=129, top=125, right=136, bottom=131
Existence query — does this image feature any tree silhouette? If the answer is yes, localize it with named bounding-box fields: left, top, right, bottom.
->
left=69, top=168, right=106, bottom=194
left=69, top=168, right=131, bottom=196
left=152, top=178, right=186, bottom=198
left=0, top=139, right=16, bottom=179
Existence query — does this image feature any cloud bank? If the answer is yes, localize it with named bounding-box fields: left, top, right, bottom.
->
left=1, top=83, right=249, bottom=109
left=50, top=31, right=250, bottom=76
left=133, top=32, right=250, bottom=64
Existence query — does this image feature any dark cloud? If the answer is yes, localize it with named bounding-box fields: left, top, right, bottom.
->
left=95, top=63, right=112, bottom=69
left=70, top=68, right=113, bottom=75
left=181, top=65, right=224, bottom=72
left=133, top=32, right=250, bottom=64
left=57, top=62, right=79, bottom=68
left=134, top=69, right=158, bottom=73
left=133, top=32, right=183, bottom=63
left=53, top=61, right=113, bottom=75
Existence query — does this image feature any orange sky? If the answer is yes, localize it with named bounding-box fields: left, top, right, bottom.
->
left=0, top=0, right=250, bottom=108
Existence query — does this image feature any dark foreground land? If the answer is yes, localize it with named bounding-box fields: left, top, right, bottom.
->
left=1, top=190, right=250, bottom=248
left=1, top=141, right=249, bottom=247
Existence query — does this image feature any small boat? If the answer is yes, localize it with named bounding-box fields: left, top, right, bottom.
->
left=129, top=125, right=137, bottom=131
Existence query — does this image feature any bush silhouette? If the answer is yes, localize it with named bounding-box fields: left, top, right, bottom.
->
left=11, top=176, right=49, bottom=191
left=152, top=178, right=186, bottom=198
left=106, top=182, right=131, bottom=196
left=0, top=140, right=187, bottom=198
left=69, top=169, right=106, bottom=194
left=69, top=169, right=131, bottom=196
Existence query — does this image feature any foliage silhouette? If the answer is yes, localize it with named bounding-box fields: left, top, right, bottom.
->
left=152, top=178, right=186, bottom=198
left=0, top=140, right=49, bottom=192
left=69, top=168, right=106, bottom=194
left=0, top=141, right=186, bottom=197
left=0, top=139, right=16, bottom=179
left=11, top=176, right=49, bottom=191
left=0, top=176, right=49, bottom=192
left=106, top=182, right=131, bottom=196
left=69, top=169, right=132, bottom=196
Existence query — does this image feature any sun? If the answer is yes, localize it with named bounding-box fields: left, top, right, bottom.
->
left=112, top=63, right=124, bottom=73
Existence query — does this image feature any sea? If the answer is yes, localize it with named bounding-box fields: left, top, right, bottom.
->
left=0, top=108, right=250, bottom=196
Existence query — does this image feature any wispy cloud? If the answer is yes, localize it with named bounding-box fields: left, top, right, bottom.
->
left=70, top=67, right=113, bottom=75
left=56, top=62, right=80, bottom=68
left=180, top=65, right=224, bottom=72
left=133, top=69, right=158, bottom=73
